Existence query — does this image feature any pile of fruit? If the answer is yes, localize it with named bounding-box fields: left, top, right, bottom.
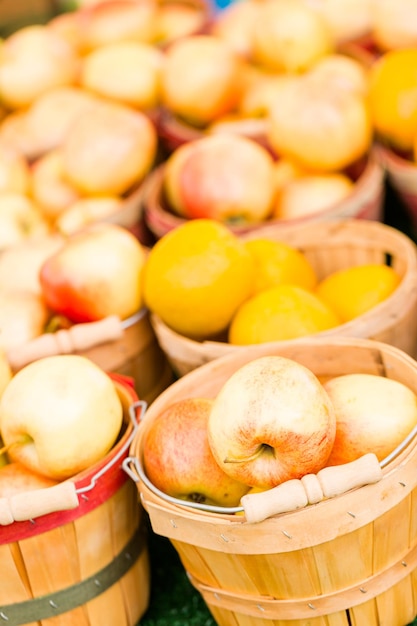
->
left=141, top=353, right=417, bottom=515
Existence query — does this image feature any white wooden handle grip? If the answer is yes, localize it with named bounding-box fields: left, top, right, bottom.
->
left=241, top=453, right=383, bottom=524
left=0, top=481, right=79, bottom=525
left=7, top=316, right=124, bottom=371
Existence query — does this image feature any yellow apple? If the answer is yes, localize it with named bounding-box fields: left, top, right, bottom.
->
left=55, top=196, right=123, bottom=236
left=0, top=354, right=124, bottom=480
left=0, top=235, right=64, bottom=296
left=154, top=1, right=208, bottom=45
left=142, top=397, right=250, bottom=506
left=61, top=100, right=158, bottom=196
left=372, top=0, right=417, bottom=51
left=80, top=41, right=164, bottom=110
left=0, top=291, right=50, bottom=352
left=160, top=34, right=244, bottom=127
left=0, top=193, right=50, bottom=251
left=0, top=145, right=30, bottom=195
left=323, top=373, right=417, bottom=465
left=210, top=0, right=262, bottom=58
left=0, top=25, right=80, bottom=109
left=39, top=222, right=147, bottom=322
left=208, top=355, right=336, bottom=488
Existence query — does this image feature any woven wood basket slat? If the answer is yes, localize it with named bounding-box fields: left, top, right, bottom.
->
left=129, top=337, right=417, bottom=626
left=150, top=218, right=417, bottom=377
left=0, top=376, right=150, bottom=626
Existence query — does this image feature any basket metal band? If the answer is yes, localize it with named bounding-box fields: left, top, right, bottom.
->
left=187, top=539, right=417, bottom=620
left=0, top=523, right=146, bottom=625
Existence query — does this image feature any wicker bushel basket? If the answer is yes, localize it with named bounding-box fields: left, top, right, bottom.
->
left=150, top=218, right=417, bottom=376
left=125, top=337, right=417, bottom=626
left=376, top=144, right=417, bottom=230
left=0, top=372, right=150, bottom=626
left=142, top=150, right=385, bottom=240
left=7, top=308, right=174, bottom=406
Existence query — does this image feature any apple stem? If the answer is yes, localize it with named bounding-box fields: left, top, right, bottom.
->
left=224, top=446, right=264, bottom=464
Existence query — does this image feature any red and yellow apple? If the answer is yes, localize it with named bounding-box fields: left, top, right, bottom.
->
left=324, top=373, right=417, bottom=465
left=163, top=133, right=276, bottom=224
left=143, top=397, right=250, bottom=506
left=0, top=462, right=59, bottom=496
left=207, top=355, right=336, bottom=488
left=0, top=354, right=124, bottom=480
left=39, top=222, right=147, bottom=322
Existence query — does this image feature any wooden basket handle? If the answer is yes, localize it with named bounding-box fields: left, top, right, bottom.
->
left=241, top=453, right=383, bottom=523
left=7, top=316, right=124, bottom=372
left=0, top=400, right=146, bottom=525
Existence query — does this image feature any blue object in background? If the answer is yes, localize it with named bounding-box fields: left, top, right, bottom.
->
left=211, top=0, right=236, bottom=12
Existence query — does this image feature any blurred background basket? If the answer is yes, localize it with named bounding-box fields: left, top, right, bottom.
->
left=127, top=336, right=417, bottom=626
left=142, top=149, right=385, bottom=240
left=0, top=373, right=150, bottom=626
left=150, top=218, right=417, bottom=376
left=376, top=144, right=417, bottom=232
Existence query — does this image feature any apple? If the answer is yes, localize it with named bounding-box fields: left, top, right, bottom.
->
left=207, top=355, right=336, bottom=488
left=0, top=352, right=12, bottom=401
left=160, top=34, right=244, bottom=127
left=61, top=100, right=158, bottom=196
left=303, top=0, right=373, bottom=45
left=142, top=397, right=250, bottom=506
left=80, top=41, right=164, bottom=111
left=0, top=354, right=124, bottom=480
left=0, top=291, right=50, bottom=352
left=23, top=86, right=102, bottom=156
left=0, top=235, right=64, bottom=296
left=372, top=0, right=417, bottom=51
left=0, top=24, right=80, bottom=110
left=210, top=0, right=262, bottom=59
left=30, top=150, right=82, bottom=222
left=163, top=133, right=276, bottom=224
left=323, top=373, right=417, bottom=466
left=251, top=0, right=334, bottom=73
left=0, top=193, right=50, bottom=251
left=0, top=110, right=41, bottom=161
left=0, top=145, right=30, bottom=195
left=77, top=0, right=158, bottom=51
left=0, top=462, right=59, bottom=497
left=39, top=222, right=147, bottom=322
left=55, top=196, right=123, bottom=236
left=154, top=1, right=208, bottom=45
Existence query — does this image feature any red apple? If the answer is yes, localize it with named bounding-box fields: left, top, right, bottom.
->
left=207, top=355, right=336, bottom=488
left=323, top=373, right=417, bottom=465
left=163, top=133, right=276, bottom=224
left=0, top=354, right=124, bottom=480
left=0, top=462, right=59, bottom=497
left=160, top=34, right=244, bottom=127
left=39, top=222, right=146, bottom=322
left=142, top=397, right=250, bottom=506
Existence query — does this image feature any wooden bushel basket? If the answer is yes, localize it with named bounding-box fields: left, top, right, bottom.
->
left=376, top=144, right=417, bottom=230
left=142, top=150, right=385, bottom=240
left=7, top=308, right=174, bottom=407
left=125, top=337, right=417, bottom=626
left=150, top=218, right=417, bottom=376
left=0, top=373, right=150, bottom=626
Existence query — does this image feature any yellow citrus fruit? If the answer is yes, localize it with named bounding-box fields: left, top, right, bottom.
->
left=316, top=264, right=401, bottom=323
left=228, top=284, right=340, bottom=345
left=143, top=219, right=255, bottom=340
left=368, top=48, right=417, bottom=152
left=244, top=238, right=318, bottom=294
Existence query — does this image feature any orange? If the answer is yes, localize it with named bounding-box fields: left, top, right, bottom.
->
left=142, top=219, right=255, bottom=340
left=228, top=284, right=340, bottom=345
left=316, top=264, right=401, bottom=323
left=244, top=238, right=318, bottom=294
left=368, top=48, right=417, bottom=152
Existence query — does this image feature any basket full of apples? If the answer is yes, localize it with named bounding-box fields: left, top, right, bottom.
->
left=125, top=336, right=417, bottom=626
left=0, top=353, right=150, bottom=625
